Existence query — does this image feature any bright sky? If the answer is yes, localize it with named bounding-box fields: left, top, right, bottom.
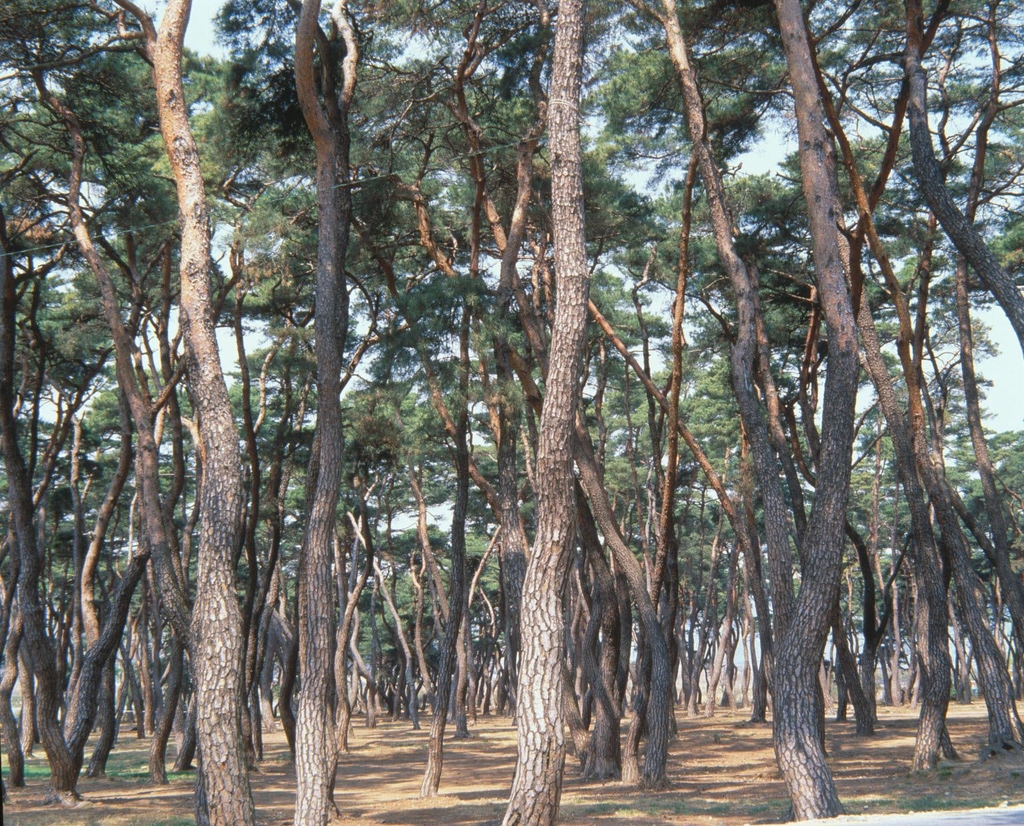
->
left=181, top=5, right=1023, bottom=435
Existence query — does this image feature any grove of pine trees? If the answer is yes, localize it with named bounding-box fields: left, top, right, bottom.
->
left=2, top=0, right=1024, bottom=824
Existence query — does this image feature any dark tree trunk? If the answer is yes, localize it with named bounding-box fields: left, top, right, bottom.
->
left=576, top=488, right=621, bottom=780
left=904, top=0, right=1024, bottom=360
left=150, top=637, right=184, bottom=784
left=86, top=658, right=117, bottom=778
left=292, top=0, right=357, bottom=819
left=420, top=311, right=470, bottom=797
left=0, top=611, right=25, bottom=788
left=171, top=694, right=197, bottom=773
left=832, top=608, right=874, bottom=735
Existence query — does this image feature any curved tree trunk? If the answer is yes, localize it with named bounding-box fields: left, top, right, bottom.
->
left=575, top=429, right=671, bottom=786
left=150, top=4, right=255, bottom=821
left=149, top=637, right=184, bottom=784
left=0, top=611, right=25, bottom=789
left=904, top=0, right=1024, bottom=361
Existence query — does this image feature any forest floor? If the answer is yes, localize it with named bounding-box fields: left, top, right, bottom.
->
left=5, top=703, right=1024, bottom=825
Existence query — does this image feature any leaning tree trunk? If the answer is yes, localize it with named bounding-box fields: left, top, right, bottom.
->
left=501, top=1, right=588, bottom=821
left=903, top=0, right=1024, bottom=361
left=149, top=637, right=184, bottom=784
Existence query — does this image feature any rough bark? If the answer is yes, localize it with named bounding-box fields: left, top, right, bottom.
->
left=501, top=1, right=588, bottom=819
left=293, top=0, right=357, bottom=820
left=147, top=2, right=256, bottom=820
left=769, top=0, right=862, bottom=817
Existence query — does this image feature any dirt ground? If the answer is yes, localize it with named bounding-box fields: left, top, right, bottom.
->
left=5, top=703, right=1024, bottom=825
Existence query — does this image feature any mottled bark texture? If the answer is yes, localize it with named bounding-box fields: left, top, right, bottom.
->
left=147, top=1, right=256, bottom=821
left=770, top=0, right=861, bottom=817
left=293, top=0, right=357, bottom=821
left=501, top=0, right=588, bottom=821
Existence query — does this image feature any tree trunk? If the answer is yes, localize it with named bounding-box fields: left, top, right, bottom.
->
left=501, top=2, right=588, bottom=819
left=86, top=658, right=117, bottom=778
left=576, top=489, right=622, bottom=780
left=903, top=0, right=1024, bottom=360
left=0, top=206, right=79, bottom=804
left=575, top=430, right=671, bottom=786
left=420, top=310, right=470, bottom=797
left=148, top=3, right=256, bottom=821
left=172, top=695, right=198, bottom=773
left=769, top=0, right=862, bottom=817
left=375, top=559, right=420, bottom=730
left=150, top=637, right=184, bottom=784
left=292, top=0, right=357, bottom=820
left=0, top=611, right=25, bottom=788
left=832, top=607, right=874, bottom=736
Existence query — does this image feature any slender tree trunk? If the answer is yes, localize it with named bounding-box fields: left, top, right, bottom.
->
left=576, top=489, right=621, bottom=780
left=18, top=656, right=35, bottom=759
left=149, top=4, right=255, bottom=820
left=0, top=610, right=25, bottom=788
left=172, top=694, right=198, bottom=773
left=420, top=313, right=470, bottom=797
left=292, top=0, right=357, bottom=820
left=575, top=429, right=671, bottom=786
left=944, top=525, right=1024, bottom=753
left=150, top=637, right=184, bottom=783
left=903, top=0, right=1024, bottom=360
left=0, top=207, right=79, bottom=803
left=769, top=0, right=861, bottom=817
left=832, top=607, right=874, bottom=735
left=86, top=659, right=117, bottom=778
left=375, top=559, right=420, bottom=730
left=501, top=3, right=588, bottom=819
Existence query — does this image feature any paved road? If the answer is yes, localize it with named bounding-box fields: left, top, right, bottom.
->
left=773, top=805, right=1024, bottom=825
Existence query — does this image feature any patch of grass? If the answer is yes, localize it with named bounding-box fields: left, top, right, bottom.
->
left=15, top=752, right=193, bottom=786
left=20, top=759, right=55, bottom=780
